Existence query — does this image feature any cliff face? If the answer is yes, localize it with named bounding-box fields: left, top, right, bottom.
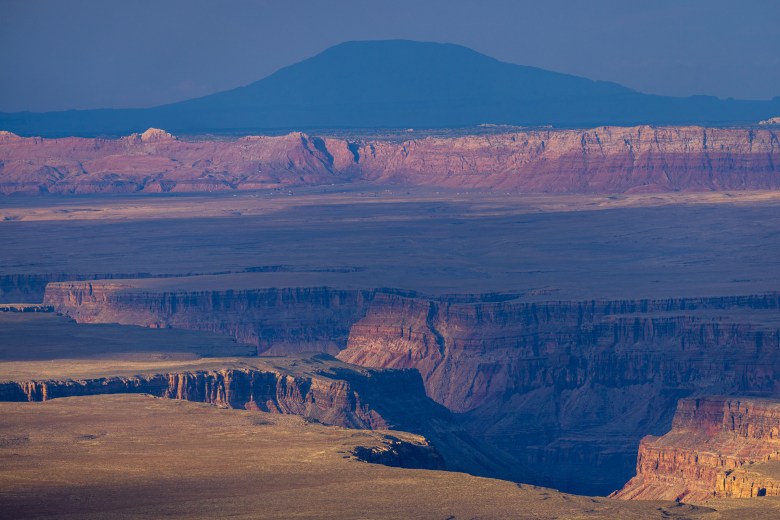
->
left=340, top=293, right=780, bottom=412
left=716, top=461, right=780, bottom=498
left=613, top=397, right=780, bottom=503
left=44, top=281, right=780, bottom=494
left=339, top=292, right=780, bottom=493
left=2, top=126, right=778, bottom=195
left=0, top=131, right=342, bottom=195
left=1, top=272, right=186, bottom=303
left=0, top=354, right=496, bottom=477
left=355, top=126, right=780, bottom=193
left=0, top=361, right=431, bottom=431
left=44, top=283, right=376, bottom=354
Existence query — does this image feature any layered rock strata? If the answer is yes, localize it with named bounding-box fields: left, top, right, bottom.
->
left=339, top=292, right=780, bottom=494
left=1, top=126, right=778, bottom=195
left=0, top=364, right=397, bottom=429
left=43, top=281, right=780, bottom=494
left=0, top=354, right=463, bottom=436
left=614, top=397, right=780, bottom=502
left=44, top=283, right=377, bottom=354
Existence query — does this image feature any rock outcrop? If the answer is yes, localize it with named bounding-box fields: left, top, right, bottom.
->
left=716, top=461, right=780, bottom=498
left=613, top=397, right=780, bottom=502
left=43, top=280, right=780, bottom=494
left=1, top=126, right=778, bottom=195
left=351, top=434, right=446, bottom=470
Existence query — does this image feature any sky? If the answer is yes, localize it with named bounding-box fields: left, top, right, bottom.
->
left=1, top=0, right=778, bottom=112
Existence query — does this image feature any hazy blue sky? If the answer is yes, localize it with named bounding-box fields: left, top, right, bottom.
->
left=2, top=0, right=779, bottom=112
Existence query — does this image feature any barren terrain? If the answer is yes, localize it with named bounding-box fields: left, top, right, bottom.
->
left=2, top=189, right=779, bottom=301
left=2, top=393, right=775, bottom=520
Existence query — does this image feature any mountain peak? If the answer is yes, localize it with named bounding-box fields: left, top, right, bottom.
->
left=2, top=40, right=779, bottom=137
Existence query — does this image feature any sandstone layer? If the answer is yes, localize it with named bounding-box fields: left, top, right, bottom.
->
left=43, top=281, right=780, bottom=494
left=614, top=397, right=780, bottom=502
left=1, top=126, right=779, bottom=195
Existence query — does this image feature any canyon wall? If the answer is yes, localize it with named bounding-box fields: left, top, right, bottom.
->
left=0, top=365, right=395, bottom=429
left=353, top=126, right=780, bottom=193
left=2, top=126, right=779, bottom=195
left=614, top=397, right=780, bottom=502
left=44, top=281, right=780, bottom=494
left=339, top=292, right=780, bottom=493
left=44, top=283, right=377, bottom=354
left=0, top=355, right=461, bottom=438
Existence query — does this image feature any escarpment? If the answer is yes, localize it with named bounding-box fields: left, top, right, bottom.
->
left=613, top=397, right=780, bottom=502
left=43, top=280, right=780, bottom=494
left=44, top=283, right=377, bottom=354
left=355, top=126, right=780, bottom=193
left=0, top=361, right=430, bottom=431
left=1, top=125, right=779, bottom=195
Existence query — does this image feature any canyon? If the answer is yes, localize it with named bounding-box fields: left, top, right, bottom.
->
left=1, top=125, right=779, bottom=195
left=38, top=282, right=780, bottom=494
left=3, top=125, right=780, bottom=511
left=2, top=308, right=779, bottom=516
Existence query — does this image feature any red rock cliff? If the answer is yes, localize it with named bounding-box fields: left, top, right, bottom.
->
left=613, top=397, right=780, bottom=502
left=2, top=126, right=778, bottom=194
left=338, top=292, right=780, bottom=493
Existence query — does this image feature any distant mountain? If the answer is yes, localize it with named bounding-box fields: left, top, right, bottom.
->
left=2, top=40, right=779, bottom=137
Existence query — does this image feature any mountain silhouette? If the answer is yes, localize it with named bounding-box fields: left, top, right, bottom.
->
left=2, top=40, right=778, bottom=136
